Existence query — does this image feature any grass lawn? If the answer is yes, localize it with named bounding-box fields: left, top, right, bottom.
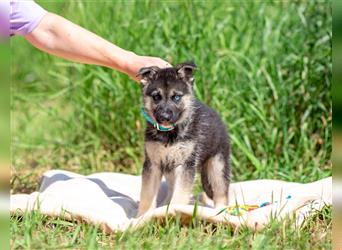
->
left=11, top=1, right=332, bottom=249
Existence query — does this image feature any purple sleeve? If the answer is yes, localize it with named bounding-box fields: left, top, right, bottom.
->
left=0, top=1, right=9, bottom=38
left=10, top=0, right=47, bottom=36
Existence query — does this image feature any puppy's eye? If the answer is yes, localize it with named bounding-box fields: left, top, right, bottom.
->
left=172, top=95, right=182, bottom=103
left=152, top=94, right=162, bottom=102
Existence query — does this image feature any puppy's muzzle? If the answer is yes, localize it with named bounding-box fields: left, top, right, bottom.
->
left=156, top=109, right=173, bottom=123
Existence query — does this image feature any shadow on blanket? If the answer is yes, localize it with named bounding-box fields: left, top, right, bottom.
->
left=11, top=170, right=331, bottom=232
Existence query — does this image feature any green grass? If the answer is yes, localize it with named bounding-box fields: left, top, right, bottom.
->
left=11, top=205, right=332, bottom=249
left=11, top=0, right=332, bottom=249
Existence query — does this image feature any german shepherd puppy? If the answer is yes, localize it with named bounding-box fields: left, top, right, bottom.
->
left=136, top=62, right=230, bottom=216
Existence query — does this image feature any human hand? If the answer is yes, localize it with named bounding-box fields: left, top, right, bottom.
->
left=124, top=54, right=172, bottom=82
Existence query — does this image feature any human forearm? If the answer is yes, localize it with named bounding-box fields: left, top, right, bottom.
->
left=25, top=12, right=169, bottom=78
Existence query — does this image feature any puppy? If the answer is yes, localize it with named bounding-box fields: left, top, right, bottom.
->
left=136, top=62, right=230, bottom=216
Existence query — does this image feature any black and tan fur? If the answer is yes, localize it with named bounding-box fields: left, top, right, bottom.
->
left=136, top=62, right=230, bottom=216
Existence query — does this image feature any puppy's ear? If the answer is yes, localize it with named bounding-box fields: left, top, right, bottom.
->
left=176, top=62, right=197, bottom=84
left=136, top=66, right=159, bottom=85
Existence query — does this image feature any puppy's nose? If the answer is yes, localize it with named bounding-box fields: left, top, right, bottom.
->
left=160, top=109, right=173, bottom=122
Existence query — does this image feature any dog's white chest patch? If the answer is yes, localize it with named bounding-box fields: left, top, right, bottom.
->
left=145, top=141, right=195, bottom=166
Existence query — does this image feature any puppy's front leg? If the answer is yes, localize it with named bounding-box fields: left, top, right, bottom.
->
left=169, top=164, right=195, bottom=205
left=137, top=159, right=162, bottom=217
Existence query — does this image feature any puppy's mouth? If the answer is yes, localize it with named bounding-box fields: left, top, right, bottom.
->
left=146, top=110, right=174, bottom=127
left=155, top=115, right=180, bottom=127
left=156, top=111, right=184, bottom=127
left=155, top=119, right=175, bottom=127
left=160, top=122, right=174, bottom=128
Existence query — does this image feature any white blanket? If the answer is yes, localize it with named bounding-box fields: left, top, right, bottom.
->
left=10, top=170, right=331, bottom=232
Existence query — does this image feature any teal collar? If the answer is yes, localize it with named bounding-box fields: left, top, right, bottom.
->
left=140, top=107, right=176, bottom=132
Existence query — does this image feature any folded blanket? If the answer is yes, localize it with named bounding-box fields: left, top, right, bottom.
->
left=10, top=170, right=331, bottom=232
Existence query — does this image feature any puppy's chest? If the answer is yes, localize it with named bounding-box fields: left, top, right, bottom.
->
left=145, top=141, right=195, bottom=168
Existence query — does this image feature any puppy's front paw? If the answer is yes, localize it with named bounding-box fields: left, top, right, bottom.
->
left=170, top=193, right=191, bottom=205
left=136, top=210, right=145, bottom=218
left=136, top=206, right=148, bottom=218
left=136, top=203, right=155, bottom=218
left=213, top=196, right=228, bottom=209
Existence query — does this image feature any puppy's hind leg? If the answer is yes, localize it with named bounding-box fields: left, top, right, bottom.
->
left=201, top=154, right=230, bottom=208
left=137, top=158, right=162, bottom=217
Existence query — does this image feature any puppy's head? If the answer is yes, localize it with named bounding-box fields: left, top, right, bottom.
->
left=137, top=62, right=197, bottom=127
